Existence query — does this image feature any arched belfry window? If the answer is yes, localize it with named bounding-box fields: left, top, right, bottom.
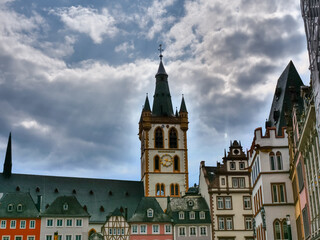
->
left=269, top=152, right=275, bottom=170
left=155, top=128, right=163, bottom=148
left=170, top=183, right=180, bottom=196
left=276, top=151, right=283, bottom=170
left=169, top=128, right=178, bottom=148
left=154, top=155, right=160, bottom=171
left=156, top=183, right=165, bottom=196
left=174, top=156, right=180, bottom=172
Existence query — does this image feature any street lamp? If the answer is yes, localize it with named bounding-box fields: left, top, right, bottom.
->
left=286, top=215, right=292, bottom=240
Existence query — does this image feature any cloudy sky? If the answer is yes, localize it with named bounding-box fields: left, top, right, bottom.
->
left=0, top=0, right=309, bottom=185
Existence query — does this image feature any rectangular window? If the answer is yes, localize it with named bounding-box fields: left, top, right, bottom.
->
left=15, top=237, right=22, bottom=240
left=217, top=196, right=232, bottom=209
left=76, top=219, right=82, bottom=227
left=121, top=228, right=124, bottom=235
left=232, top=178, right=238, bottom=188
left=0, top=220, right=6, bottom=229
left=66, top=236, right=72, bottom=240
left=221, top=178, right=225, bottom=185
left=179, top=212, right=184, bottom=219
left=29, top=220, right=35, bottom=229
left=271, top=183, right=286, bottom=203
left=245, top=217, right=253, bottom=230
left=152, top=225, right=159, bottom=234
left=20, top=220, right=26, bottom=229
left=10, top=220, right=16, bottom=229
left=243, top=196, right=252, bottom=209
left=75, top=236, right=81, bottom=240
left=46, top=236, right=52, bottom=240
left=179, top=227, right=186, bottom=236
left=217, top=197, right=224, bottom=209
left=27, top=237, right=35, bottom=240
left=66, top=219, right=72, bottom=227
left=230, top=162, right=236, bottom=170
left=58, top=236, right=62, bottom=240
left=218, top=217, right=225, bottom=230
left=189, top=226, right=196, bottom=236
left=109, top=229, right=112, bottom=235
left=56, top=219, right=63, bottom=227
left=189, top=211, right=195, bottom=219
left=226, top=217, right=233, bottom=230
left=200, top=226, right=207, bottom=236
left=225, top=197, right=232, bottom=209
left=297, top=162, right=304, bottom=192
left=239, top=178, right=245, bottom=188
left=199, top=211, right=206, bottom=219
left=47, top=219, right=53, bottom=227
left=131, top=225, right=138, bottom=234
left=140, top=225, right=146, bottom=234
left=3, top=237, right=10, bottom=240
left=302, top=206, right=310, bottom=238
left=113, top=228, right=116, bottom=235
left=165, top=225, right=171, bottom=234
left=239, top=162, right=245, bottom=169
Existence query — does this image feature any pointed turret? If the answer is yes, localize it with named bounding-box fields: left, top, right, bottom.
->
left=267, top=61, right=304, bottom=136
left=152, top=46, right=174, bottom=116
left=179, top=95, right=187, bottom=113
left=143, top=94, right=151, bottom=112
left=3, top=133, right=12, bottom=178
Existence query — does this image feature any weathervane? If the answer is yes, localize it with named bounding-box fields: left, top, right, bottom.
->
left=158, top=44, right=163, bottom=61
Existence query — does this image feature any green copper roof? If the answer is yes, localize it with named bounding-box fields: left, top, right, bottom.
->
left=179, top=96, right=187, bottom=113
left=128, top=197, right=172, bottom=223
left=42, top=195, right=90, bottom=217
left=152, top=60, right=174, bottom=116
left=0, top=192, right=39, bottom=218
left=267, top=61, right=304, bottom=135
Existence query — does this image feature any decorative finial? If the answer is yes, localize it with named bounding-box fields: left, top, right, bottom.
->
left=158, top=44, right=163, bottom=61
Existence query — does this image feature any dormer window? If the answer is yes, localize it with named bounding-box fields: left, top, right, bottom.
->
left=199, top=211, right=205, bottom=219
left=7, top=204, right=13, bottom=212
left=17, top=204, right=23, bottom=212
left=189, top=211, right=195, bottom=219
left=179, top=211, right=185, bottom=219
left=63, top=203, right=68, bottom=211
left=147, top=208, right=153, bottom=218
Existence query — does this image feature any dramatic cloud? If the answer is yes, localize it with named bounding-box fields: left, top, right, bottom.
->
left=0, top=0, right=309, bottom=185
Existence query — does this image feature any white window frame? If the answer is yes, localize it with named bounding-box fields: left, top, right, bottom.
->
left=17, top=204, right=23, bottom=212
left=7, top=204, right=13, bottom=212
left=243, top=196, right=252, bottom=209
left=29, top=220, right=35, bottom=229
left=200, top=226, right=207, bottom=236
left=75, top=236, right=81, bottom=240
left=45, top=235, right=52, bottom=240
left=2, top=236, right=10, bottom=240
left=66, top=219, right=72, bottom=227
left=178, top=211, right=184, bottom=219
left=20, top=220, right=26, bottom=229
left=140, top=224, right=147, bottom=234
left=239, top=162, right=245, bottom=170
left=10, top=220, right=16, bottom=229
left=178, top=226, right=186, bottom=236
left=131, top=225, right=138, bottom=234
left=189, top=211, right=195, bottom=220
left=0, top=220, right=6, bottom=229
left=152, top=224, right=159, bottom=234
left=75, top=219, right=82, bottom=227
left=27, top=236, right=35, bottom=240
left=199, top=211, right=205, bottom=219
left=147, top=208, right=154, bottom=218
left=56, top=219, right=63, bottom=227
left=14, top=237, right=22, bottom=240
left=57, top=235, right=62, bottom=240
left=108, top=228, right=112, bottom=235
left=165, top=224, right=172, bottom=234
left=46, top=219, right=53, bottom=227
left=189, top=226, right=197, bottom=236
left=65, top=235, right=72, bottom=240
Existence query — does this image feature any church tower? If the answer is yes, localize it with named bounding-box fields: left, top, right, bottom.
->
left=139, top=46, right=189, bottom=208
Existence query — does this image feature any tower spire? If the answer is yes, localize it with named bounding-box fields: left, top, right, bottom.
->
left=3, top=132, right=12, bottom=178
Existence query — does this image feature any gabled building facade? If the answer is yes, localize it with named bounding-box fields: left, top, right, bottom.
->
left=128, top=197, right=173, bottom=240
left=40, top=196, right=90, bottom=240
left=0, top=192, right=41, bottom=240
left=199, top=141, right=253, bottom=240
left=102, top=208, right=130, bottom=240
left=166, top=187, right=212, bottom=240
left=139, top=49, right=189, bottom=209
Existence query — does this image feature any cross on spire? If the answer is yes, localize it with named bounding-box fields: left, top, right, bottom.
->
left=158, top=44, right=163, bottom=61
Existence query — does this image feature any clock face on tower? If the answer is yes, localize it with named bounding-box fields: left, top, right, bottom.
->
left=161, top=154, right=173, bottom=167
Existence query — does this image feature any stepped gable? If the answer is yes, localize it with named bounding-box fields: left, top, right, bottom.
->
left=0, top=174, right=144, bottom=223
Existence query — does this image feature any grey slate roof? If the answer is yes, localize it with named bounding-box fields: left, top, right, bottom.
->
left=166, top=196, right=211, bottom=224
left=0, top=173, right=144, bottom=223
left=0, top=192, right=39, bottom=218
left=42, top=196, right=90, bottom=217
left=267, top=61, right=304, bottom=135
left=128, top=197, right=172, bottom=223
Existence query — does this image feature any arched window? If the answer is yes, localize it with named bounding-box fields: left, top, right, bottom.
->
left=276, top=151, right=282, bottom=170
left=156, top=183, right=165, bottom=196
left=269, top=152, right=275, bottom=170
left=169, top=128, right=178, bottom=148
left=282, top=220, right=289, bottom=240
left=174, top=156, right=180, bottom=172
left=170, top=183, right=180, bottom=196
left=154, top=155, right=160, bottom=171
left=274, top=219, right=281, bottom=240
left=155, top=128, right=163, bottom=148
